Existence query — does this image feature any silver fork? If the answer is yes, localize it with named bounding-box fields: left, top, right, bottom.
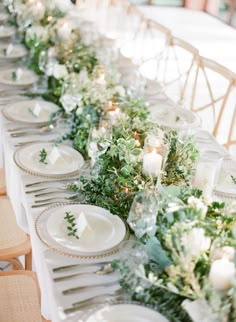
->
left=34, top=193, right=81, bottom=204
left=11, top=124, right=55, bottom=137
left=64, top=290, right=126, bottom=315
left=53, top=263, right=113, bottom=282
left=31, top=195, right=85, bottom=208
left=63, top=280, right=119, bottom=295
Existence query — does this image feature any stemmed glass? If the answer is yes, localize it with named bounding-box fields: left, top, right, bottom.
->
left=87, top=119, right=112, bottom=167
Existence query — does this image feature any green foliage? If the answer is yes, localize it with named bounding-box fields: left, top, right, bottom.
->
left=163, top=132, right=199, bottom=186
left=64, top=211, right=79, bottom=239
left=39, top=148, right=47, bottom=164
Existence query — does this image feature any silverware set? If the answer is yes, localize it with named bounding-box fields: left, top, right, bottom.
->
left=51, top=261, right=129, bottom=315
left=9, top=123, right=56, bottom=138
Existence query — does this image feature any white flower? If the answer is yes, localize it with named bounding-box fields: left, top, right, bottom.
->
left=211, top=246, right=235, bottom=262
left=52, top=63, right=68, bottom=80
left=209, top=257, right=235, bottom=291
left=76, top=107, right=83, bottom=116
left=51, top=0, right=71, bottom=12
left=113, top=85, right=126, bottom=97
left=60, top=94, right=78, bottom=114
left=48, top=47, right=57, bottom=58
left=78, top=69, right=89, bottom=85
left=187, top=196, right=207, bottom=217
left=26, top=26, right=48, bottom=42
left=182, top=228, right=211, bottom=258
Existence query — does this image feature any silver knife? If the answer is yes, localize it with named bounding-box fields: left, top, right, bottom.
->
left=63, top=280, right=119, bottom=295
left=52, top=261, right=111, bottom=273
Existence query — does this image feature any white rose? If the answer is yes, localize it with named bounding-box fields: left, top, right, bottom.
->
left=52, top=64, right=68, bottom=80
left=211, top=246, right=235, bottom=262
left=182, top=228, right=211, bottom=258
left=60, top=94, right=77, bottom=114
left=209, top=257, right=235, bottom=291
left=26, top=26, right=48, bottom=42
left=113, top=85, right=126, bottom=97
left=51, top=0, right=71, bottom=12
left=187, top=196, right=207, bottom=218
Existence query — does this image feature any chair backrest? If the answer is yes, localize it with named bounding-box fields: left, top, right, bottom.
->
left=148, top=35, right=199, bottom=103
left=187, top=57, right=236, bottom=148
left=225, top=104, right=236, bottom=154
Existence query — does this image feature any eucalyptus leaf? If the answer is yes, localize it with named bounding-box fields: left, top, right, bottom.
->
left=146, top=237, right=172, bottom=273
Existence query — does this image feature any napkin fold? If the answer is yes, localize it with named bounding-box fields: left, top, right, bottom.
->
left=48, top=147, right=64, bottom=165
left=76, top=212, right=93, bottom=238
left=30, top=102, right=42, bottom=118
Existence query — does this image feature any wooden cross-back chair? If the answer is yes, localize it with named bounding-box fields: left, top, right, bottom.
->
left=147, top=35, right=199, bottom=103
left=224, top=105, right=236, bottom=153
left=187, top=57, right=236, bottom=146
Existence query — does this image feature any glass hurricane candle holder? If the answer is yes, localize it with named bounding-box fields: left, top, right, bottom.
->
left=193, top=150, right=223, bottom=200
left=142, top=134, right=169, bottom=184
left=87, top=119, right=112, bottom=167
left=127, top=189, right=159, bottom=240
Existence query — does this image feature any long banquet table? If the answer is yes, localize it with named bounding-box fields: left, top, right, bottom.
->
left=0, top=3, right=235, bottom=322
left=0, top=92, right=231, bottom=322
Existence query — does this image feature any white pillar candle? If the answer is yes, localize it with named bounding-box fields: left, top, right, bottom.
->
left=57, top=20, right=72, bottom=40
left=209, top=257, right=235, bottom=291
left=143, top=150, right=163, bottom=178
left=194, top=162, right=217, bottom=199
left=30, top=1, right=45, bottom=21
left=107, top=108, right=122, bottom=125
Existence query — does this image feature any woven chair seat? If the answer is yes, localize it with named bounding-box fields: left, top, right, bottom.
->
left=0, top=198, right=27, bottom=250
left=0, top=271, right=47, bottom=322
left=0, top=197, right=31, bottom=270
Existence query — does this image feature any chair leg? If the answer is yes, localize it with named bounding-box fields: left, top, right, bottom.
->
left=25, top=250, right=32, bottom=270
left=8, top=258, right=24, bottom=270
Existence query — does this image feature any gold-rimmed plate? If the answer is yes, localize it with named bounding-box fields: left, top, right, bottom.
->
left=0, top=44, right=27, bottom=60
left=214, top=159, right=236, bottom=200
left=79, top=301, right=169, bottom=322
left=14, top=142, right=84, bottom=179
left=0, top=26, right=15, bottom=39
left=0, top=68, right=38, bottom=87
left=3, top=99, right=59, bottom=125
left=35, top=203, right=129, bottom=259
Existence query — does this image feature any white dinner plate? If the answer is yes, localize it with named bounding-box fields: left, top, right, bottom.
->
left=0, top=12, right=8, bottom=23
left=3, top=99, right=59, bottom=124
left=0, top=68, right=38, bottom=87
left=47, top=204, right=126, bottom=253
left=0, top=44, right=27, bottom=60
left=80, top=302, right=169, bottom=322
left=149, top=104, right=201, bottom=131
left=214, top=159, right=236, bottom=199
left=36, top=204, right=129, bottom=258
left=14, top=142, right=84, bottom=178
left=0, top=25, right=15, bottom=39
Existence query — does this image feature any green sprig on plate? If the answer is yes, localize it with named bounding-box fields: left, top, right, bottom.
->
left=39, top=148, right=48, bottom=164
left=64, top=211, right=79, bottom=239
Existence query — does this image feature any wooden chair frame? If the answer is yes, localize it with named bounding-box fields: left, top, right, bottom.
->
left=0, top=270, right=50, bottom=322
left=190, top=56, right=236, bottom=139
left=0, top=197, right=32, bottom=270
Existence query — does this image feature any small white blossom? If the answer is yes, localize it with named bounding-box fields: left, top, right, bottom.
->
left=182, top=228, right=211, bottom=258
left=52, top=63, right=68, bottom=80
left=187, top=196, right=207, bottom=217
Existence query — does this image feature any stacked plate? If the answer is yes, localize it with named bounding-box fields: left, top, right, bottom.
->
left=3, top=99, right=59, bottom=125
left=149, top=104, right=201, bottom=131
left=79, top=302, right=169, bottom=322
left=36, top=204, right=129, bottom=258
left=0, top=68, right=38, bottom=87
left=214, top=159, right=236, bottom=201
left=14, top=142, right=84, bottom=179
